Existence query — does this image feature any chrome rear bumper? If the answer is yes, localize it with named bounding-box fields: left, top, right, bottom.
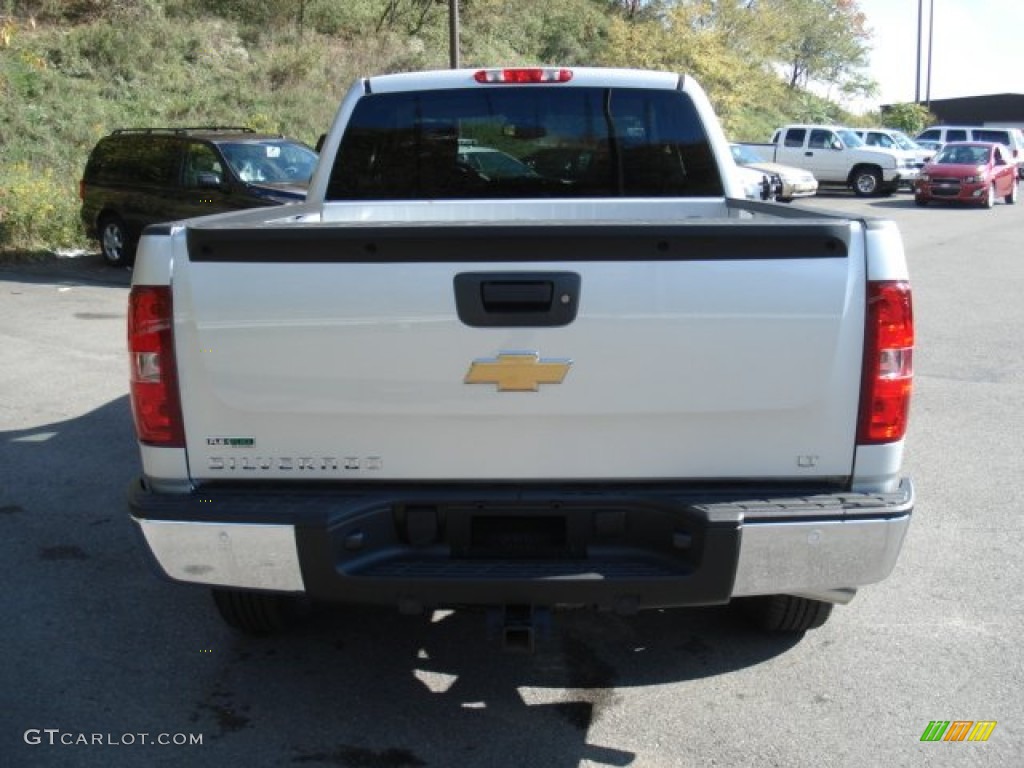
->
left=131, top=479, right=913, bottom=607
left=731, top=513, right=910, bottom=600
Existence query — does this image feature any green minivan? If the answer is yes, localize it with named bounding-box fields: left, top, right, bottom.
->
left=80, top=127, right=317, bottom=266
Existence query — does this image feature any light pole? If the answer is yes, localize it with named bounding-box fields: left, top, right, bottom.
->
left=915, top=0, right=922, bottom=103
left=449, top=0, right=460, bottom=69
left=925, top=0, right=934, bottom=109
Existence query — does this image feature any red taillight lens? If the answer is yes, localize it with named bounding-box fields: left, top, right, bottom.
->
left=128, top=286, right=184, bottom=447
left=858, top=281, right=914, bottom=444
left=473, top=68, right=573, bottom=84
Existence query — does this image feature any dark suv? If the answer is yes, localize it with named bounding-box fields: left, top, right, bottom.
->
left=80, top=127, right=318, bottom=266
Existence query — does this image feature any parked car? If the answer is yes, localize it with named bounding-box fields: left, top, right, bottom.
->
left=732, top=162, right=783, bottom=201
left=457, top=144, right=540, bottom=180
left=854, top=128, right=933, bottom=185
left=915, top=125, right=1024, bottom=179
left=756, top=124, right=915, bottom=196
left=730, top=144, right=817, bottom=202
left=914, top=142, right=1018, bottom=208
left=80, top=127, right=318, bottom=266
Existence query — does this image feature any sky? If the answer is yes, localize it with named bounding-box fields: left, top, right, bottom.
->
left=853, top=0, right=1024, bottom=112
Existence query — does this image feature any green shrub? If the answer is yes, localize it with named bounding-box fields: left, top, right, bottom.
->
left=0, top=163, right=90, bottom=252
left=304, top=0, right=380, bottom=37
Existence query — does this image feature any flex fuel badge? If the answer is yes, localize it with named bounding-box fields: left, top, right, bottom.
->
left=206, top=437, right=255, bottom=447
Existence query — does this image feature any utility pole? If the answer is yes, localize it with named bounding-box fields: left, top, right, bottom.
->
left=449, top=0, right=460, bottom=69
left=915, top=0, right=922, bottom=103
left=925, top=0, right=934, bottom=109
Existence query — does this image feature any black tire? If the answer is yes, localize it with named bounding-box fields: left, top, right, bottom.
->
left=984, top=183, right=996, bottom=209
left=98, top=215, right=134, bottom=267
left=914, top=196, right=929, bottom=207
left=851, top=167, right=882, bottom=197
left=211, top=588, right=306, bottom=636
left=735, top=594, right=833, bottom=632
left=1005, top=181, right=1018, bottom=205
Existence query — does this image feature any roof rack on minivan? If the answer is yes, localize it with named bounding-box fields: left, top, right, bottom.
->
left=110, top=127, right=256, bottom=136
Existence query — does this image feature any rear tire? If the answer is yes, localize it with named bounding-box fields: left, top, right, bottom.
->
left=1005, top=181, right=1018, bottom=205
left=98, top=215, right=134, bottom=267
left=735, top=594, right=833, bottom=632
left=211, top=588, right=306, bottom=636
left=852, top=168, right=882, bottom=197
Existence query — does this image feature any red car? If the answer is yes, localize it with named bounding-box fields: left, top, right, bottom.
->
left=915, top=142, right=1018, bottom=208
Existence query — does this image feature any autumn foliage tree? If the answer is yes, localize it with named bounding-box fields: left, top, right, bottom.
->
left=602, top=0, right=875, bottom=135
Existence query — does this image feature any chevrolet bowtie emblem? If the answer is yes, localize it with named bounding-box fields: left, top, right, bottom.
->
left=464, top=352, right=572, bottom=392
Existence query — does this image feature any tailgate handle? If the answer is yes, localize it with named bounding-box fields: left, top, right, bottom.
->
left=454, top=272, right=580, bottom=328
left=481, top=280, right=553, bottom=312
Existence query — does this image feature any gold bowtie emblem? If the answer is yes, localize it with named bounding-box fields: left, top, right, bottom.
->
left=464, top=352, right=572, bottom=392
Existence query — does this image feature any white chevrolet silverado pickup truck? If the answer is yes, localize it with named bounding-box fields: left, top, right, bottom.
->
left=127, top=67, right=914, bottom=646
left=744, top=124, right=919, bottom=197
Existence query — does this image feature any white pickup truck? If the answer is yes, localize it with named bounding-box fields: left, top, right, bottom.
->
left=127, top=67, right=914, bottom=647
left=744, top=124, right=919, bottom=197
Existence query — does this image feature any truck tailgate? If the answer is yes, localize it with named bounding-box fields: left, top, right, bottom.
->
left=173, top=221, right=865, bottom=483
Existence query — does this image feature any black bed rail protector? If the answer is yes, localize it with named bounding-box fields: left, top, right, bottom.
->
left=185, top=221, right=850, bottom=263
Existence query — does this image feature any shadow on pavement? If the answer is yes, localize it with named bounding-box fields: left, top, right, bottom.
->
left=2, top=400, right=806, bottom=768
left=0, top=251, right=130, bottom=288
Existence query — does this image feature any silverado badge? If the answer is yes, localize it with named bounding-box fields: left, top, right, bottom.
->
left=464, top=352, right=572, bottom=392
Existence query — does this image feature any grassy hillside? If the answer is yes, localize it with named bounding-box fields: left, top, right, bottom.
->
left=0, top=1, right=874, bottom=255
left=1, top=7, right=424, bottom=253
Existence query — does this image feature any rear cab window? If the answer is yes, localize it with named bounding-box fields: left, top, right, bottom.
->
left=326, top=86, right=723, bottom=200
left=783, top=129, right=806, bottom=148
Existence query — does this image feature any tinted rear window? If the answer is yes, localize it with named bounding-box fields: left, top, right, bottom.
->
left=784, top=129, right=806, bottom=148
left=326, top=86, right=722, bottom=200
left=85, top=135, right=180, bottom=186
left=972, top=129, right=1010, bottom=144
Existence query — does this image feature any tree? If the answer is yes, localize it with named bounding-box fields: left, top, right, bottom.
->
left=375, top=0, right=445, bottom=35
left=768, top=0, right=874, bottom=100
left=881, top=103, right=934, bottom=135
left=605, top=0, right=665, bottom=19
left=461, top=0, right=610, bottom=66
left=603, top=2, right=786, bottom=134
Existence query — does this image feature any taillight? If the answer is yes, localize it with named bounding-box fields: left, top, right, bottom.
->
left=473, top=68, right=573, bottom=84
left=128, top=286, right=184, bottom=447
left=858, top=281, right=913, bottom=444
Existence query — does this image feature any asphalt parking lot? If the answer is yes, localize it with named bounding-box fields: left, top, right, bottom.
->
left=1, top=190, right=1022, bottom=767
